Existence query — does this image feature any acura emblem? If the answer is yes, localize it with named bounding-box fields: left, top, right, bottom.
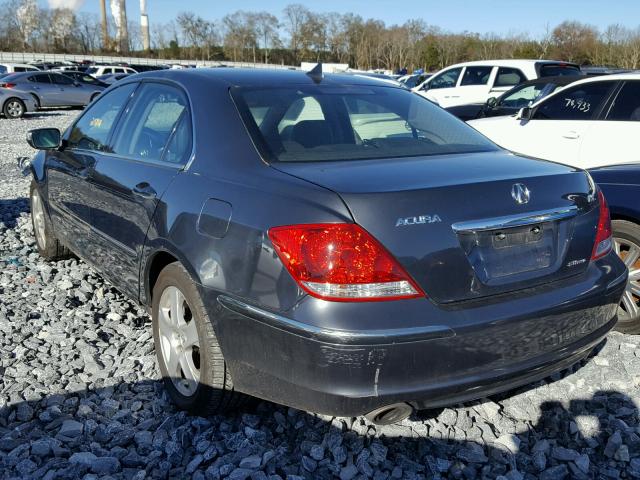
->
left=511, top=183, right=530, bottom=204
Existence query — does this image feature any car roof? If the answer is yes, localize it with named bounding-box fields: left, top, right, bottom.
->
left=130, top=67, right=404, bottom=88
left=446, top=59, right=578, bottom=69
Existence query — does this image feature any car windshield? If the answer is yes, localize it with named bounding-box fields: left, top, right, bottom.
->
left=86, top=67, right=98, bottom=74
left=2, top=73, right=23, bottom=82
left=233, top=85, right=497, bottom=163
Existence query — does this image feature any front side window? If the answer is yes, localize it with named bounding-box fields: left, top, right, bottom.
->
left=460, top=66, right=492, bottom=86
left=533, top=81, right=615, bottom=120
left=110, top=83, right=190, bottom=163
left=428, top=68, right=462, bottom=90
left=233, top=85, right=497, bottom=163
left=0, top=65, right=6, bottom=74
left=67, top=83, right=137, bottom=151
left=606, top=82, right=640, bottom=121
left=494, top=67, right=527, bottom=87
left=51, top=74, right=73, bottom=85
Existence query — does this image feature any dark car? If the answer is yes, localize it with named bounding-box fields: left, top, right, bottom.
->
left=447, top=75, right=583, bottom=121
left=61, top=70, right=109, bottom=88
left=97, top=73, right=131, bottom=85
left=23, top=69, right=626, bottom=423
left=0, top=71, right=104, bottom=108
left=589, top=164, right=640, bottom=333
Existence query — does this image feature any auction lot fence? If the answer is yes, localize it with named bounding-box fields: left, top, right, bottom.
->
left=0, top=51, right=296, bottom=69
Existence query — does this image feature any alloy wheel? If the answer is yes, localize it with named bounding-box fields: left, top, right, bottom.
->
left=6, top=100, right=23, bottom=118
left=157, top=286, right=201, bottom=396
left=614, top=237, right=640, bottom=320
left=31, top=189, right=46, bottom=249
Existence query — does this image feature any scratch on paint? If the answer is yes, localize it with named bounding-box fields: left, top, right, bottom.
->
left=374, top=367, right=380, bottom=397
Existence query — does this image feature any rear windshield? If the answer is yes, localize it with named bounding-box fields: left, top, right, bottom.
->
left=232, top=85, right=497, bottom=163
left=540, top=64, right=582, bottom=77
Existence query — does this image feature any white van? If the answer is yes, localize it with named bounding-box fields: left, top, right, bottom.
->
left=413, top=60, right=581, bottom=108
left=0, top=63, right=40, bottom=74
left=85, top=65, right=138, bottom=76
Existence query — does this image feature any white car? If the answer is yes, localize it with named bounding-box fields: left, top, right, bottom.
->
left=413, top=60, right=581, bottom=108
left=0, top=63, right=40, bottom=74
left=85, top=65, right=137, bottom=76
left=468, top=73, right=640, bottom=169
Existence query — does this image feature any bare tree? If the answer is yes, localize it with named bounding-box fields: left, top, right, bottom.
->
left=253, top=12, right=279, bottom=63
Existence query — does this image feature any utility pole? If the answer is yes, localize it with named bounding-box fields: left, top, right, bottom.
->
left=100, top=0, right=109, bottom=51
left=140, top=0, right=150, bottom=51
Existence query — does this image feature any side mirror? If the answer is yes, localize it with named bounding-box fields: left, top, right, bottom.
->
left=27, top=128, right=61, bottom=150
left=516, top=107, right=532, bottom=121
left=486, top=97, right=498, bottom=108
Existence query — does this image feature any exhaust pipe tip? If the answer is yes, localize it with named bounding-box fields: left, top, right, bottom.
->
left=365, top=403, right=414, bottom=425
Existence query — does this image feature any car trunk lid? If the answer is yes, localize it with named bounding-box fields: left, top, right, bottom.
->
left=273, top=151, right=598, bottom=304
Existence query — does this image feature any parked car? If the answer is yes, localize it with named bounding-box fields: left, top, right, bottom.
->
left=447, top=75, right=583, bottom=121
left=129, top=64, right=169, bottom=72
left=60, top=70, right=109, bottom=88
left=414, top=60, right=582, bottom=108
left=85, top=65, right=137, bottom=76
left=398, top=73, right=432, bottom=89
left=468, top=73, right=640, bottom=169
left=23, top=69, right=626, bottom=423
left=0, top=88, right=37, bottom=118
left=589, top=164, right=640, bottom=332
left=0, top=71, right=104, bottom=108
left=97, top=73, right=132, bottom=85
left=0, top=63, right=40, bottom=74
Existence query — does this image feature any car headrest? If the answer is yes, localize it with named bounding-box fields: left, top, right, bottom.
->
left=291, top=120, right=332, bottom=148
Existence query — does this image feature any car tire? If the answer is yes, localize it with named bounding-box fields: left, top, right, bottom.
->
left=152, top=262, right=245, bottom=414
left=612, top=219, right=640, bottom=334
left=29, top=180, right=71, bottom=261
left=31, top=94, right=40, bottom=110
left=3, top=98, right=25, bottom=119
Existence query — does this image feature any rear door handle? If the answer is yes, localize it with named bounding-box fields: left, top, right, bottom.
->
left=562, top=131, right=580, bottom=139
left=133, top=182, right=157, bottom=199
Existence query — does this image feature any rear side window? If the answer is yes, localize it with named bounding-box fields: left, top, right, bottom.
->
left=0, top=65, right=6, bottom=74
left=14, top=67, right=27, bottom=72
left=67, top=83, right=137, bottom=151
left=533, top=82, right=615, bottom=120
left=494, top=67, right=527, bottom=87
left=32, top=74, right=51, bottom=84
left=110, top=83, right=190, bottom=163
left=429, top=67, right=462, bottom=89
left=460, top=66, right=492, bottom=86
left=606, top=82, right=640, bottom=121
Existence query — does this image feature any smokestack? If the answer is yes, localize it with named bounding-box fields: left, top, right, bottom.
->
left=140, top=0, right=149, bottom=51
left=110, top=0, right=129, bottom=53
left=99, top=0, right=109, bottom=50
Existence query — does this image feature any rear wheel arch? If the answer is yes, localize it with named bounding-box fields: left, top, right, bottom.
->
left=30, top=93, right=40, bottom=109
left=145, top=250, right=179, bottom=305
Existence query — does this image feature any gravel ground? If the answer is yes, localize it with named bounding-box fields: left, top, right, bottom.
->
left=1, top=110, right=640, bottom=480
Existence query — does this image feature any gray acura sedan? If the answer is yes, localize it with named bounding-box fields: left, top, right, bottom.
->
left=23, top=68, right=627, bottom=424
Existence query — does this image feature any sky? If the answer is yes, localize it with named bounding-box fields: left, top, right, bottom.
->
left=47, top=0, right=640, bottom=38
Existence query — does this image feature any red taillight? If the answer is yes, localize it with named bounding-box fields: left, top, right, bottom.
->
left=0, top=83, right=16, bottom=89
left=591, top=190, right=612, bottom=260
left=268, top=223, right=425, bottom=302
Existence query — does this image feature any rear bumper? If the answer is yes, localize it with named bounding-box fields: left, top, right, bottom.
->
left=207, top=256, right=627, bottom=417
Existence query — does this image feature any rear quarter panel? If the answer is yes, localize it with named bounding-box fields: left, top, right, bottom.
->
left=590, top=167, right=640, bottom=223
